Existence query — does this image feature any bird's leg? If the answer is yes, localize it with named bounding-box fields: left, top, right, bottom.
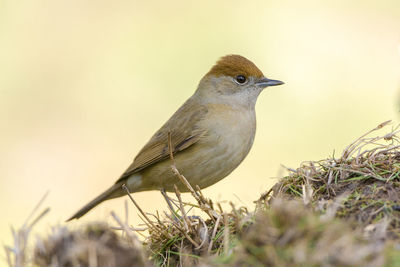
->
left=160, top=188, right=181, bottom=220
left=160, top=188, right=200, bottom=222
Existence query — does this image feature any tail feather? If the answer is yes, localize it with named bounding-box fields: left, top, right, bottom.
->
left=66, top=182, right=124, bottom=221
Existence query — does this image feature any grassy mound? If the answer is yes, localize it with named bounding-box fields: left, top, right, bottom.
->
left=4, top=121, right=400, bottom=266
left=212, top=199, right=385, bottom=267
left=272, top=120, right=400, bottom=239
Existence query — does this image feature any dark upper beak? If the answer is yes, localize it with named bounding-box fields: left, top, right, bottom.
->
left=256, top=77, right=284, bottom=88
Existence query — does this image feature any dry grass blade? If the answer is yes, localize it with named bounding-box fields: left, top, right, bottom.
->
left=207, top=215, right=222, bottom=253
left=4, top=192, right=50, bottom=267
left=23, top=191, right=49, bottom=228
left=341, top=120, right=391, bottom=160
left=223, top=213, right=229, bottom=256
left=110, top=211, right=138, bottom=242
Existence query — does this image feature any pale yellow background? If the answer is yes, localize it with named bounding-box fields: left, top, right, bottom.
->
left=1, top=0, right=400, bottom=249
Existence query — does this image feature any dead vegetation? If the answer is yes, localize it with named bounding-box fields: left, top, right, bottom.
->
left=272, top=120, right=400, bottom=239
left=216, top=199, right=386, bottom=267
left=34, top=223, right=150, bottom=267
left=4, top=121, right=400, bottom=266
left=4, top=192, right=50, bottom=267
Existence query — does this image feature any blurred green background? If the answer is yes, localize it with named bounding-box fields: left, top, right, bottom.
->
left=1, top=0, right=399, bottom=247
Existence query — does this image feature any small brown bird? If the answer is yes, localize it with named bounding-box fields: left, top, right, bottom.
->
left=67, top=55, right=283, bottom=221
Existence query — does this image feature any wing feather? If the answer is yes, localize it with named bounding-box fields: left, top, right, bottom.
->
left=116, top=98, right=208, bottom=182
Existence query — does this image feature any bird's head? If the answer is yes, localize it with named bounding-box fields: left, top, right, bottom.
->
left=196, top=55, right=284, bottom=107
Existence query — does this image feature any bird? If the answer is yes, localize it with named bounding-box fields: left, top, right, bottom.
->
left=67, top=54, right=283, bottom=221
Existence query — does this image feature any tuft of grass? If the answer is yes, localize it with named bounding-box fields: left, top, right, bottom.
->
left=271, top=120, right=400, bottom=239
left=34, top=223, right=150, bottom=267
left=3, top=192, right=50, bottom=267
left=127, top=166, right=253, bottom=266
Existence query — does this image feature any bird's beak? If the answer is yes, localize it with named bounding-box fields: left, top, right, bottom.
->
left=256, top=77, right=284, bottom=88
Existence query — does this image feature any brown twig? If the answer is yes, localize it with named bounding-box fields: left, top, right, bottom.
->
left=122, top=184, right=172, bottom=238
left=255, top=187, right=273, bottom=203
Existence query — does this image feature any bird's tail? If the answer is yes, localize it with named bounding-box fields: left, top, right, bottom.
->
left=66, top=182, right=124, bottom=221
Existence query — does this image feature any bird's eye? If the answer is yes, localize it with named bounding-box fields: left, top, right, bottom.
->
left=235, top=75, right=247, bottom=84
